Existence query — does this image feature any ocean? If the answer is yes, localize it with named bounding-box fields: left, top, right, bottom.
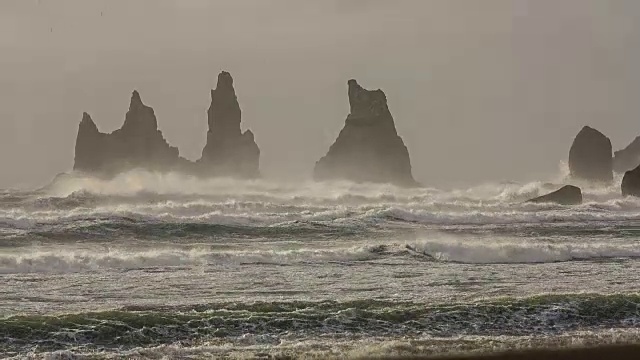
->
left=1, top=169, right=640, bottom=359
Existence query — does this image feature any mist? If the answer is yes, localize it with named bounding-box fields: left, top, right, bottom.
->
left=1, top=0, right=640, bottom=189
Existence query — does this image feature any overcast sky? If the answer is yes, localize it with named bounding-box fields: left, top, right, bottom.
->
left=1, top=0, right=639, bottom=188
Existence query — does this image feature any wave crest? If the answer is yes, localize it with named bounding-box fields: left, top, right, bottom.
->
left=408, top=236, right=640, bottom=264
left=0, top=245, right=387, bottom=274
left=2, top=235, right=640, bottom=274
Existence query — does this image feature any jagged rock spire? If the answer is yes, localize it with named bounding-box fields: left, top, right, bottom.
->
left=73, top=90, right=182, bottom=175
left=130, top=90, right=142, bottom=107
left=72, top=73, right=260, bottom=179
left=79, top=112, right=98, bottom=133
left=347, top=79, right=391, bottom=121
left=314, top=79, right=417, bottom=187
left=122, top=90, right=158, bottom=133
left=208, top=71, right=241, bottom=137
left=74, top=112, right=104, bottom=172
left=199, top=71, right=260, bottom=178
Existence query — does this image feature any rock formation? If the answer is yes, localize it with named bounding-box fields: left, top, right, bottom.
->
left=568, top=126, right=613, bottom=183
left=314, top=79, right=417, bottom=187
left=198, top=71, right=260, bottom=178
left=614, top=137, right=640, bottom=173
left=622, top=165, right=640, bottom=197
left=74, top=91, right=187, bottom=176
left=527, top=185, right=583, bottom=205
left=73, top=112, right=105, bottom=173
left=73, top=71, right=260, bottom=178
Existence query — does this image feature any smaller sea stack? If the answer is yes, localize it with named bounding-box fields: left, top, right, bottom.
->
left=527, top=185, right=583, bottom=205
left=614, top=136, right=640, bottom=173
left=622, top=164, right=640, bottom=197
left=568, top=126, right=613, bottom=183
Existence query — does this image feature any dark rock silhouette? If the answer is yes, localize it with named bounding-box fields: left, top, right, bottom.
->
left=74, top=91, right=186, bottom=176
left=73, top=112, right=104, bottom=173
left=622, top=165, right=640, bottom=197
left=614, top=136, right=640, bottom=173
left=568, top=126, right=613, bottom=183
left=527, top=185, right=583, bottom=205
left=314, top=79, right=417, bottom=187
left=198, top=71, right=260, bottom=178
left=73, top=71, right=260, bottom=178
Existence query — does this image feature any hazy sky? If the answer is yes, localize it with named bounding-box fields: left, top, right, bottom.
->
left=1, top=0, right=640, bottom=188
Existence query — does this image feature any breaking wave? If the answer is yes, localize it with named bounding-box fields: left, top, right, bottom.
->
left=0, top=169, right=638, bottom=242
left=2, top=235, right=640, bottom=274
left=0, top=245, right=387, bottom=274
left=35, top=169, right=628, bottom=205
left=408, top=236, right=640, bottom=264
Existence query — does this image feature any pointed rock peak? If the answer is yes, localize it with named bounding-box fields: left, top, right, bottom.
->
left=313, top=77, right=415, bottom=186
left=215, top=71, right=235, bottom=92
left=130, top=90, right=144, bottom=110
left=243, top=129, right=255, bottom=140
left=79, top=112, right=99, bottom=132
left=211, top=71, right=236, bottom=97
left=348, top=79, right=384, bottom=95
left=122, top=89, right=158, bottom=132
left=208, top=71, right=241, bottom=133
left=81, top=112, right=93, bottom=123
left=347, top=79, right=388, bottom=118
left=210, top=72, right=237, bottom=108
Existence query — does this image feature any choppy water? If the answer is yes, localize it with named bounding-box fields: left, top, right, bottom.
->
left=2, top=170, right=640, bottom=359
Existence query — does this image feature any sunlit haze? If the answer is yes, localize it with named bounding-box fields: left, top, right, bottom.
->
left=2, top=0, right=640, bottom=188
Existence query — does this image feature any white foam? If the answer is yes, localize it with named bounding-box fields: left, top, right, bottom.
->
left=409, top=235, right=640, bottom=264
left=0, top=245, right=384, bottom=274
left=43, top=170, right=427, bottom=201
left=0, top=168, right=632, bottom=234
left=42, top=168, right=623, bottom=205
left=2, top=234, right=639, bottom=274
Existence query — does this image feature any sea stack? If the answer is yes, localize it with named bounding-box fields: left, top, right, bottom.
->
left=568, top=126, right=613, bottom=183
left=314, top=79, right=417, bottom=187
left=622, top=165, right=640, bottom=197
left=614, top=136, right=640, bottom=173
left=73, top=91, right=185, bottom=175
left=527, top=185, right=583, bottom=205
left=73, top=72, right=259, bottom=178
left=199, top=71, right=260, bottom=178
left=73, top=112, right=105, bottom=173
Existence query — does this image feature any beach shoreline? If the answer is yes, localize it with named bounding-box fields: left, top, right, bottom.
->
left=373, top=343, right=640, bottom=360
